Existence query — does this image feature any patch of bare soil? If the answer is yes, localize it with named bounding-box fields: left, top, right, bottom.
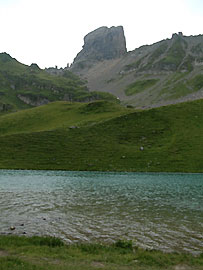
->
left=91, top=261, right=105, bottom=268
left=174, top=265, right=192, bottom=270
left=0, top=249, right=9, bottom=257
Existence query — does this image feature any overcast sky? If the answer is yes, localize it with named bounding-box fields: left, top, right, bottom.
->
left=0, top=0, right=202, bottom=69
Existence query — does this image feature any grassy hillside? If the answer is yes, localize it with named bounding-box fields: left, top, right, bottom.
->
left=0, top=53, right=117, bottom=112
left=0, top=100, right=129, bottom=136
left=0, top=99, right=203, bottom=172
left=0, top=236, right=202, bottom=270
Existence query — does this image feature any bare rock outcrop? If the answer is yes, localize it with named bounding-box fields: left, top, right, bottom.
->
left=17, top=94, right=49, bottom=107
left=72, top=26, right=127, bottom=70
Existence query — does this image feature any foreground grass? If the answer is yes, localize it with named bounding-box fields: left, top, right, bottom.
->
left=0, top=236, right=202, bottom=270
left=0, top=99, right=203, bottom=172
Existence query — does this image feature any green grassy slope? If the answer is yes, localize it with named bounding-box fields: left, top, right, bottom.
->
left=0, top=53, right=117, bottom=112
left=0, top=236, right=202, bottom=270
left=125, top=79, right=159, bottom=96
left=0, top=99, right=203, bottom=172
left=123, top=36, right=203, bottom=104
left=0, top=100, right=129, bottom=136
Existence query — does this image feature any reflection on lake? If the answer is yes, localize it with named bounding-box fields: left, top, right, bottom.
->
left=0, top=170, right=202, bottom=254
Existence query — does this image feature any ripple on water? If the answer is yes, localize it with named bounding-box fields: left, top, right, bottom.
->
left=0, top=170, right=202, bottom=254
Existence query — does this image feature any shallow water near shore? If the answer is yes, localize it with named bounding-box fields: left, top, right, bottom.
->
left=0, top=170, right=202, bottom=254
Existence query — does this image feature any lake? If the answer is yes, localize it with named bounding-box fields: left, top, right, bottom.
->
left=0, top=170, right=202, bottom=254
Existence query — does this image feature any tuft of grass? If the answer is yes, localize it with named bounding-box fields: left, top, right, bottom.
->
left=28, top=236, right=64, bottom=247
left=0, top=235, right=64, bottom=248
left=114, top=239, right=133, bottom=250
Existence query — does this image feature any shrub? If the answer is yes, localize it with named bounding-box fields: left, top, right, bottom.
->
left=114, top=239, right=133, bottom=250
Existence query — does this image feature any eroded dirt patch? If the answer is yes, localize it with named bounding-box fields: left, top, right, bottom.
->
left=174, top=265, right=191, bottom=270
left=91, top=261, right=105, bottom=268
left=0, top=249, right=9, bottom=257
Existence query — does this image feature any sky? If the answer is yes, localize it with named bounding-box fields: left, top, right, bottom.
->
left=0, top=0, right=202, bottom=69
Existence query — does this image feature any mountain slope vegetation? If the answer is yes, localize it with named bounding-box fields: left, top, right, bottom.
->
left=0, top=53, right=117, bottom=112
left=0, top=99, right=202, bottom=172
left=70, top=32, right=203, bottom=108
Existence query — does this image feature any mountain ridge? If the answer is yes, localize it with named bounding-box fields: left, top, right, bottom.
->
left=69, top=29, right=203, bottom=108
left=0, top=52, right=117, bottom=112
left=1, top=28, right=203, bottom=111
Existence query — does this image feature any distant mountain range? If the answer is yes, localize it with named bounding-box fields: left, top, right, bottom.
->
left=1, top=27, right=203, bottom=112
left=69, top=27, right=203, bottom=108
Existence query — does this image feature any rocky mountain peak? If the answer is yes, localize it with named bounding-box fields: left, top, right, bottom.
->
left=72, top=26, right=127, bottom=69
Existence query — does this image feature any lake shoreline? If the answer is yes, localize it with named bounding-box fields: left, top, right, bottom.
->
left=0, top=235, right=202, bottom=270
left=1, top=168, right=203, bottom=174
left=1, top=231, right=202, bottom=256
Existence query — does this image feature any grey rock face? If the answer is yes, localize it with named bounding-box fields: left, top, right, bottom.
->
left=17, top=94, right=49, bottom=106
left=72, top=26, right=127, bottom=66
left=0, top=103, right=12, bottom=112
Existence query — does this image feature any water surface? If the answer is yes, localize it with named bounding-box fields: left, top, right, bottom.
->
left=0, top=170, right=202, bottom=254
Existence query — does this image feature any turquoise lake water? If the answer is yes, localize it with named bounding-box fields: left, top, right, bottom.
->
left=0, top=170, right=202, bottom=254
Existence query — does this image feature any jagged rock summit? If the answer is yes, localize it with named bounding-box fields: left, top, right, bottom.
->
left=72, top=26, right=127, bottom=69
left=70, top=29, right=203, bottom=109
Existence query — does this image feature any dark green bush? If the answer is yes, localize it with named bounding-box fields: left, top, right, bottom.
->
left=114, top=239, right=133, bottom=250
left=29, top=236, right=64, bottom=247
